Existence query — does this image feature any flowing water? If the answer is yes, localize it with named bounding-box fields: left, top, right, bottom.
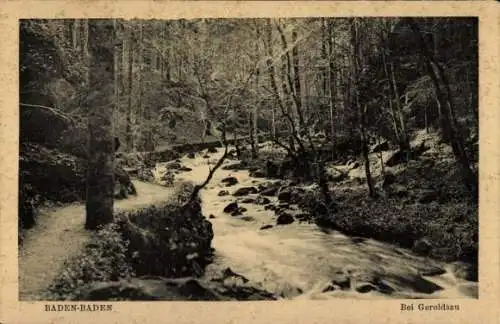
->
left=154, top=148, right=478, bottom=300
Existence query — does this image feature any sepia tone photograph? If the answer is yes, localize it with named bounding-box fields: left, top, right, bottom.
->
left=17, top=16, right=480, bottom=303
left=18, top=17, right=479, bottom=302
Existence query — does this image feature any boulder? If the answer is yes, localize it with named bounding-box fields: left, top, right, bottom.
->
left=260, top=225, right=273, bottom=230
left=255, top=196, right=271, bottom=205
left=177, top=279, right=221, bottom=300
left=223, top=202, right=240, bottom=214
left=276, top=213, right=295, bottom=225
left=20, top=103, right=74, bottom=149
left=277, top=189, right=292, bottom=202
left=207, top=147, right=218, bottom=153
left=218, top=190, right=230, bottom=197
left=231, top=210, right=243, bottom=217
left=385, top=150, right=410, bottom=167
left=209, top=214, right=216, bottom=219
left=240, top=198, right=255, bottom=204
left=260, top=187, right=279, bottom=197
left=233, top=187, right=258, bottom=197
left=412, top=238, right=433, bottom=256
left=19, top=143, right=86, bottom=202
left=355, top=283, right=377, bottom=293
left=118, top=192, right=214, bottom=278
left=221, top=176, right=238, bottom=187
left=249, top=169, right=266, bottom=178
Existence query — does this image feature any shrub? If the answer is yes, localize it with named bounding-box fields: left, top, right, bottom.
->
left=45, top=223, right=134, bottom=300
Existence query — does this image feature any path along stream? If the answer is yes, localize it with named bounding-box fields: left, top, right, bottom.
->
left=156, top=147, right=478, bottom=300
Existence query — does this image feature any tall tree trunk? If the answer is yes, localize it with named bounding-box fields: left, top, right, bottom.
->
left=291, top=28, right=305, bottom=131
left=381, top=40, right=403, bottom=146
left=72, top=19, right=80, bottom=50
left=389, top=61, right=410, bottom=160
left=161, top=21, right=169, bottom=80
left=277, top=21, right=300, bottom=137
left=126, top=27, right=134, bottom=151
left=82, top=19, right=89, bottom=65
left=361, top=105, right=375, bottom=197
left=251, top=22, right=260, bottom=158
left=351, top=19, right=374, bottom=197
left=85, top=20, right=116, bottom=230
left=271, top=105, right=276, bottom=140
left=378, top=134, right=385, bottom=177
left=265, top=19, right=302, bottom=155
left=321, top=18, right=328, bottom=94
left=137, top=22, right=145, bottom=151
left=113, top=20, right=120, bottom=134
left=327, top=20, right=336, bottom=145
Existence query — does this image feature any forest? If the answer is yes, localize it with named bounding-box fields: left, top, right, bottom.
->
left=19, top=17, right=478, bottom=301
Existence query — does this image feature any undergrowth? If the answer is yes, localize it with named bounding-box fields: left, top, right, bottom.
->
left=45, top=181, right=213, bottom=300
left=316, top=193, right=478, bottom=263
left=45, top=223, right=134, bottom=300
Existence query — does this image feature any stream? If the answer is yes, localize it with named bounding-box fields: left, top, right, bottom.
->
left=154, top=148, right=478, bottom=300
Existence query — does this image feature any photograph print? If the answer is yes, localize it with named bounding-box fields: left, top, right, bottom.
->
left=18, top=17, right=478, bottom=302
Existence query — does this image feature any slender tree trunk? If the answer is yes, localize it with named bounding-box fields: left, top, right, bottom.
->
left=424, top=104, right=429, bottom=133
left=113, top=20, right=120, bottom=133
left=161, top=21, right=167, bottom=80
left=321, top=18, right=328, bottom=94
left=378, top=134, right=385, bottom=177
left=85, top=19, right=116, bottom=230
left=72, top=19, right=80, bottom=50
left=389, top=61, right=409, bottom=160
left=138, top=22, right=144, bottom=151
left=271, top=105, right=276, bottom=140
left=265, top=19, right=303, bottom=155
left=277, top=21, right=301, bottom=135
left=381, top=45, right=404, bottom=148
left=292, top=29, right=305, bottom=131
left=351, top=19, right=374, bottom=197
left=328, top=20, right=336, bottom=146
left=361, top=106, right=375, bottom=197
left=251, top=23, right=261, bottom=158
